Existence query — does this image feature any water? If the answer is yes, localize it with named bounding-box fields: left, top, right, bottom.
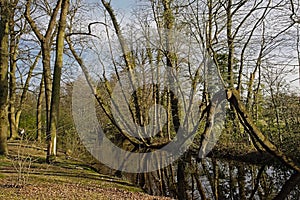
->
left=187, top=158, right=300, bottom=200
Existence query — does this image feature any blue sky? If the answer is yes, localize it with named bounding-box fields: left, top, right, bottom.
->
left=109, top=0, right=136, bottom=10
left=88, top=0, right=137, bottom=10
left=111, top=0, right=135, bottom=9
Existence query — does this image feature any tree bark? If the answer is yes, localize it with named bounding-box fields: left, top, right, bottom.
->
left=8, top=12, right=18, bottom=139
left=25, top=0, right=62, bottom=137
left=8, top=0, right=21, bottom=139
left=226, top=0, right=235, bottom=88
left=177, top=159, right=187, bottom=200
left=25, top=0, right=62, bottom=162
left=36, top=75, right=44, bottom=142
left=47, top=0, right=69, bottom=163
left=0, top=0, right=9, bottom=155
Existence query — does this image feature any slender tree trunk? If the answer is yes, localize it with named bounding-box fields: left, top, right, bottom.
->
left=212, top=158, right=220, bottom=200
left=8, top=96, right=18, bottom=140
left=36, top=75, right=44, bottom=142
left=15, top=50, right=41, bottom=139
left=0, top=0, right=9, bottom=155
left=237, top=164, right=246, bottom=199
left=226, top=0, right=234, bottom=88
left=249, top=165, right=265, bottom=200
left=229, top=161, right=235, bottom=199
left=8, top=9, right=18, bottom=140
left=193, top=173, right=207, bottom=200
left=177, top=159, right=187, bottom=200
left=8, top=109, right=17, bottom=139
left=47, top=0, right=69, bottom=163
left=42, top=43, right=53, bottom=140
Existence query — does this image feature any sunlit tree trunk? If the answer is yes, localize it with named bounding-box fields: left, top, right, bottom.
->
left=8, top=71, right=18, bottom=140
left=226, top=0, right=234, bottom=88
left=8, top=11, right=18, bottom=139
left=212, top=158, right=220, bottom=200
left=47, top=0, right=69, bottom=163
left=25, top=0, right=62, bottom=162
left=25, top=0, right=60, bottom=141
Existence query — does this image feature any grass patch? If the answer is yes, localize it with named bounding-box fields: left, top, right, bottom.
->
left=0, top=142, right=171, bottom=200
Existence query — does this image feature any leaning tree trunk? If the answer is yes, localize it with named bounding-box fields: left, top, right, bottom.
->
left=0, top=0, right=9, bottom=155
left=273, top=172, right=300, bottom=200
left=227, top=88, right=300, bottom=172
left=15, top=50, right=41, bottom=139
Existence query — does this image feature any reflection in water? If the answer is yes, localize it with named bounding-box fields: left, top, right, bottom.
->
left=130, top=157, right=300, bottom=199
left=127, top=154, right=300, bottom=200
left=188, top=158, right=300, bottom=200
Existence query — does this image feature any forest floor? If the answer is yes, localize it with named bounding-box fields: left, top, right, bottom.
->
left=0, top=142, right=172, bottom=200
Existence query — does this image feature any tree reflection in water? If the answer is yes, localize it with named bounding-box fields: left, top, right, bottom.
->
left=129, top=157, right=300, bottom=200
left=188, top=158, right=300, bottom=200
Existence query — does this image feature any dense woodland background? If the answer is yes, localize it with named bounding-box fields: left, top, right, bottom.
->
left=0, top=0, right=300, bottom=199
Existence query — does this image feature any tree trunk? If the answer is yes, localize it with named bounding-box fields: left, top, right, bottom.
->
left=212, top=158, right=220, bottom=200
left=47, top=0, right=69, bottom=163
left=36, top=75, right=44, bottom=142
left=237, top=164, right=246, bottom=199
left=42, top=43, right=53, bottom=144
left=226, top=0, right=235, bottom=88
left=227, top=88, right=300, bottom=172
left=0, top=0, right=9, bottom=155
left=177, top=159, right=187, bottom=200
left=15, top=50, right=41, bottom=139
left=25, top=0, right=63, bottom=162
left=8, top=8, right=19, bottom=140
left=273, top=172, right=300, bottom=200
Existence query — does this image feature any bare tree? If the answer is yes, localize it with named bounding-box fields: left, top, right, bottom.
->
left=24, top=0, right=72, bottom=163
left=24, top=0, right=62, bottom=160
left=186, top=0, right=300, bottom=172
